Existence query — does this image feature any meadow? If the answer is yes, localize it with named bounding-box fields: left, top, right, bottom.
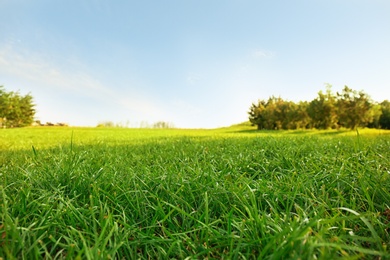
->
left=1, top=125, right=389, bottom=259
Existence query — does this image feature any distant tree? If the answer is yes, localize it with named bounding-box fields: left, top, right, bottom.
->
left=367, top=103, right=382, bottom=128
left=153, top=121, right=175, bottom=129
left=0, top=86, right=35, bottom=128
left=96, top=121, right=115, bottom=127
left=307, top=86, right=338, bottom=129
left=379, top=100, right=390, bottom=129
left=285, top=101, right=311, bottom=129
left=336, top=86, right=373, bottom=129
left=265, top=96, right=290, bottom=129
left=248, top=100, right=266, bottom=129
left=249, top=98, right=311, bottom=130
left=272, top=97, right=288, bottom=129
left=258, top=96, right=279, bottom=129
left=140, top=121, right=151, bottom=128
left=296, top=101, right=311, bottom=129
left=248, top=85, right=385, bottom=130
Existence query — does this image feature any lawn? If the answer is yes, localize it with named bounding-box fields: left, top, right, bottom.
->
left=1, top=126, right=390, bottom=259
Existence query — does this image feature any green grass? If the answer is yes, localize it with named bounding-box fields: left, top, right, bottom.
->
left=1, top=126, right=390, bottom=259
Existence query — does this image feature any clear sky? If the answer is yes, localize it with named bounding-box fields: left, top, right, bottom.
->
left=1, top=0, right=390, bottom=128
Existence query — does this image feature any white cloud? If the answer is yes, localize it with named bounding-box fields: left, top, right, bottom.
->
left=186, top=72, right=202, bottom=86
left=0, top=45, right=104, bottom=95
left=252, top=49, right=275, bottom=59
left=0, top=44, right=167, bottom=125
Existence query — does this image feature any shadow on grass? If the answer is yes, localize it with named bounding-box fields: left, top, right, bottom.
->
left=226, top=129, right=276, bottom=134
left=316, top=129, right=352, bottom=136
left=227, top=128, right=353, bottom=136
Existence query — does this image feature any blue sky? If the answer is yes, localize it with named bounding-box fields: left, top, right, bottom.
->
left=1, top=0, right=389, bottom=128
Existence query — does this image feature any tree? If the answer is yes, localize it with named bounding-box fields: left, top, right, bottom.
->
left=379, top=100, right=390, bottom=129
left=153, top=121, right=175, bottom=129
left=367, top=103, right=382, bottom=128
left=96, top=121, right=115, bottom=127
left=248, top=85, right=386, bottom=131
left=248, top=100, right=266, bottom=130
left=0, top=86, right=35, bottom=128
left=336, top=86, right=373, bottom=129
left=286, top=101, right=311, bottom=129
left=249, top=98, right=311, bottom=130
left=307, top=86, right=338, bottom=129
left=263, top=96, right=287, bottom=130
left=296, top=101, right=311, bottom=129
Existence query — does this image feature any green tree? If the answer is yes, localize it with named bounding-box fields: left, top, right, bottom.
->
left=367, top=103, right=382, bottom=128
left=153, top=121, right=175, bottom=129
left=286, top=101, right=311, bottom=129
left=248, top=97, right=283, bottom=130
left=336, top=86, right=373, bottom=129
left=307, top=86, right=338, bottom=129
left=0, top=86, right=35, bottom=128
left=379, top=100, right=390, bottom=129
left=297, top=101, right=311, bottom=129
left=250, top=98, right=311, bottom=130
left=263, top=96, right=284, bottom=130
left=248, top=100, right=267, bottom=130
left=249, top=85, right=385, bottom=130
left=261, top=96, right=285, bottom=130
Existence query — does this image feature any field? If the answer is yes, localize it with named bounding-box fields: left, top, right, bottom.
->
left=1, top=126, right=390, bottom=259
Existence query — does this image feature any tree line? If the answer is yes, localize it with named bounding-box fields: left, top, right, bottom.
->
left=0, top=86, right=35, bottom=128
left=249, top=85, right=390, bottom=130
left=96, top=120, right=175, bottom=128
left=2, top=84, right=390, bottom=130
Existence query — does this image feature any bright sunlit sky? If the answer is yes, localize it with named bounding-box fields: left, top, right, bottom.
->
left=1, top=0, right=390, bottom=128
